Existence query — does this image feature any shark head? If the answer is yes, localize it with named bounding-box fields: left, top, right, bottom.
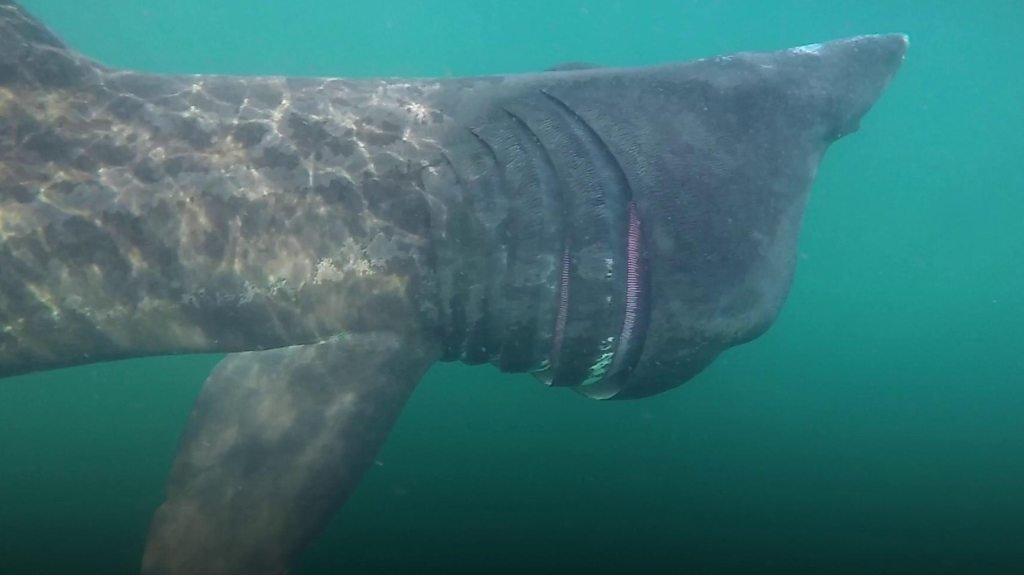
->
left=426, top=34, right=908, bottom=399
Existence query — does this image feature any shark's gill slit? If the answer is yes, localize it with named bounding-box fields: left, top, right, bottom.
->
left=608, top=200, right=648, bottom=379
left=465, top=127, right=507, bottom=361
left=538, top=88, right=648, bottom=386
left=439, top=151, right=466, bottom=189
left=500, top=106, right=573, bottom=374
left=437, top=151, right=475, bottom=360
left=552, top=244, right=572, bottom=366
left=538, top=89, right=633, bottom=200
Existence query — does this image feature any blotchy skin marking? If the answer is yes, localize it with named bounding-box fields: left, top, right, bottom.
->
left=0, top=19, right=457, bottom=375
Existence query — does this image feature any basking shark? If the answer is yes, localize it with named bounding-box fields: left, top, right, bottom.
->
left=0, top=1, right=907, bottom=571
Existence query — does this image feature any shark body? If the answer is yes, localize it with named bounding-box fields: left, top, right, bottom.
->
left=0, top=2, right=907, bottom=571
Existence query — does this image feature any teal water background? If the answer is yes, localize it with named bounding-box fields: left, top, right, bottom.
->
left=2, top=0, right=1022, bottom=572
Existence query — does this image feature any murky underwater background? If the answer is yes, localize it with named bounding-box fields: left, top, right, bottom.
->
left=2, top=0, right=1022, bottom=572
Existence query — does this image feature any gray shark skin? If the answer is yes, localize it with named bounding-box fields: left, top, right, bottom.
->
left=0, top=0, right=907, bottom=571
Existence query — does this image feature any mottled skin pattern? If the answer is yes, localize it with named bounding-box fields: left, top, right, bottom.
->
left=0, top=1, right=907, bottom=572
left=0, top=6, right=450, bottom=375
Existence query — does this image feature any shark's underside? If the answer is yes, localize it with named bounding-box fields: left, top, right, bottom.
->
left=0, top=1, right=907, bottom=571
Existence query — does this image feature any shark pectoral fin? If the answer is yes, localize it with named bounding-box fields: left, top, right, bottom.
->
left=141, top=332, right=438, bottom=573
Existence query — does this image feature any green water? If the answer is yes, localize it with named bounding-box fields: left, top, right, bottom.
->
left=2, top=0, right=1022, bottom=572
